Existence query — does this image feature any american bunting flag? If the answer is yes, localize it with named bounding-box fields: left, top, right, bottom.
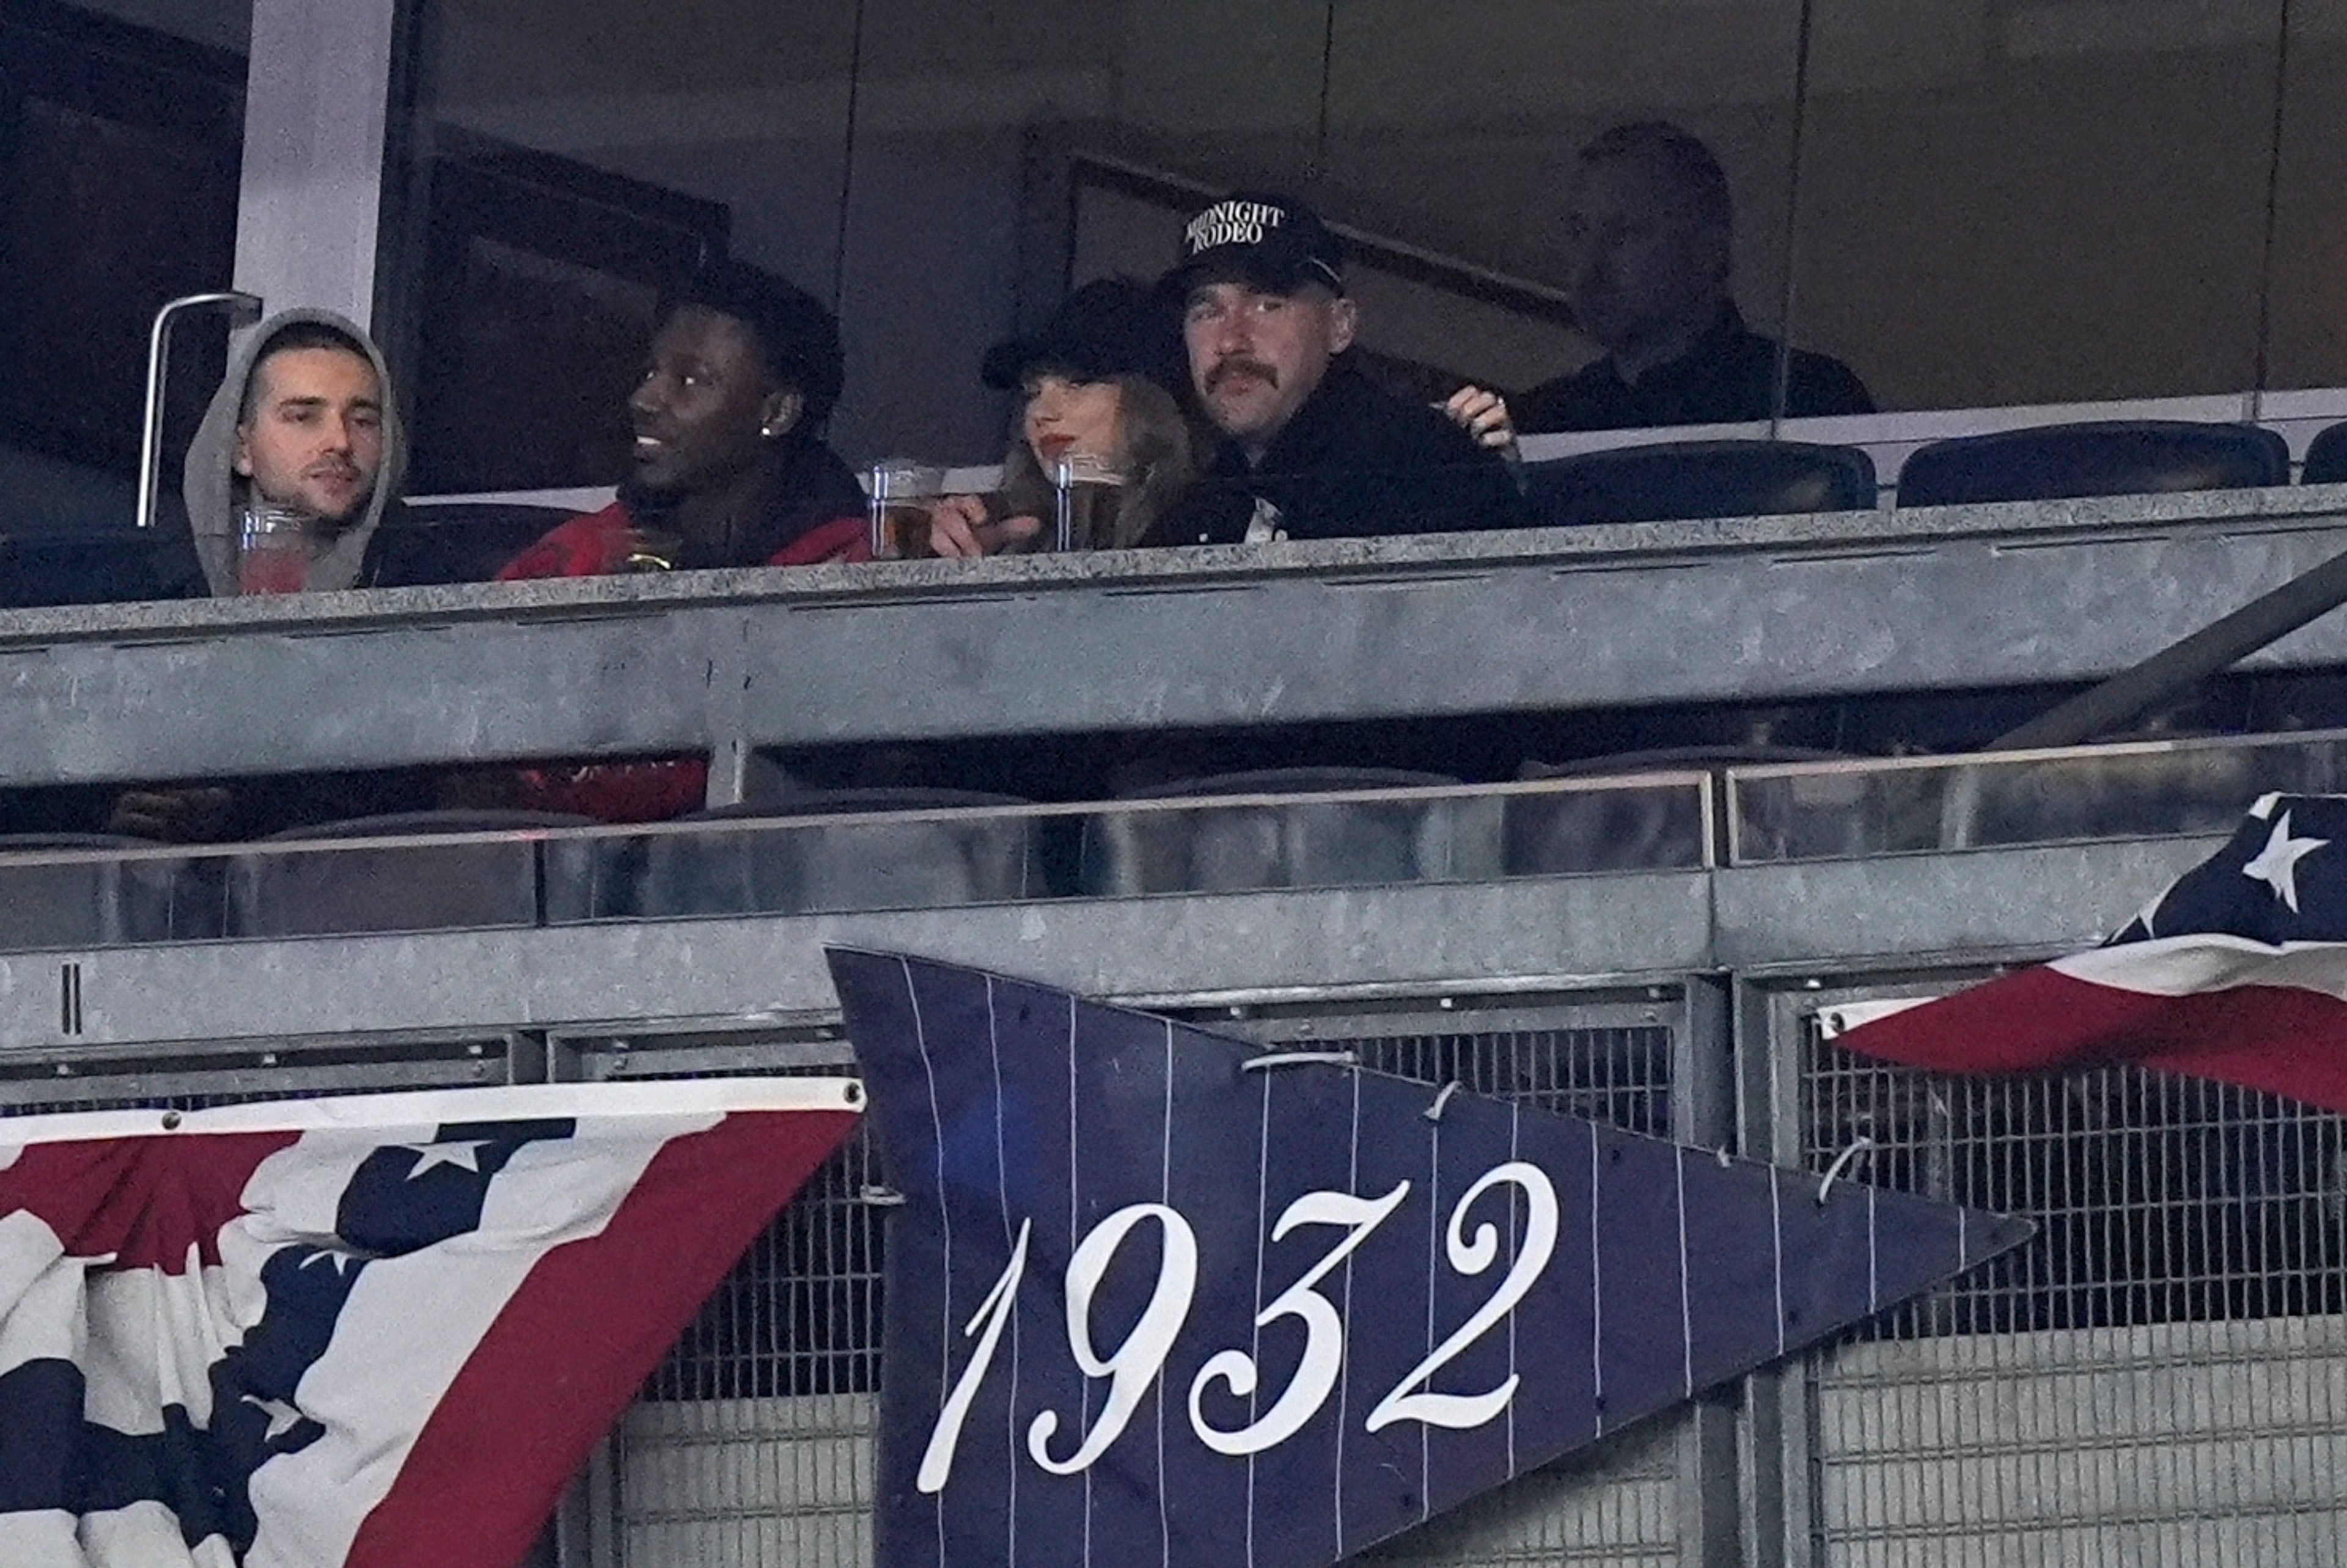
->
left=0, top=1079, right=859, bottom=1568
left=1823, top=791, right=2347, bottom=1115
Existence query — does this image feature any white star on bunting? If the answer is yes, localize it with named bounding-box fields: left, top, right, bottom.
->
left=2242, top=810, right=2327, bottom=914
left=403, top=1141, right=489, bottom=1179
left=243, top=1394, right=306, bottom=1442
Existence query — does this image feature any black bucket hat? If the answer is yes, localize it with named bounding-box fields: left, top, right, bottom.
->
left=981, top=277, right=1187, bottom=396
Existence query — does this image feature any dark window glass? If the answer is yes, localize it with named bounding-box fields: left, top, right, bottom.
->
left=1785, top=2, right=2288, bottom=412
left=0, top=1, right=246, bottom=551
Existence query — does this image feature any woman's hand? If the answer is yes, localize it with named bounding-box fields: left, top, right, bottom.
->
left=916, top=495, right=1044, bottom=559
left=1442, top=385, right=1519, bottom=458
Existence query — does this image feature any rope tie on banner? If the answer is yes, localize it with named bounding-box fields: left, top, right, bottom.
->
left=1815, top=1137, right=1875, bottom=1206
left=1423, top=1082, right=1464, bottom=1123
left=1239, top=1050, right=1359, bottom=1072
left=859, top=1185, right=909, bottom=1207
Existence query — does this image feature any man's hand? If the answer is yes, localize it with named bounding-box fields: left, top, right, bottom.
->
left=1442, top=386, right=1519, bottom=458
left=906, top=496, right=1045, bottom=559
left=107, top=786, right=235, bottom=843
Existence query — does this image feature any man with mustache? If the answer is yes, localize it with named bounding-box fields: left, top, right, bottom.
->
left=1162, top=194, right=1528, bottom=544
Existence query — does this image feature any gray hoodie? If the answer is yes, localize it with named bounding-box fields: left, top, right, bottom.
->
left=178, top=308, right=405, bottom=596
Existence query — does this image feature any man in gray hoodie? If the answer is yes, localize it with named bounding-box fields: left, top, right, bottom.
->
left=112, top=312, right=433, bottom=838
left=175, top=308, right=402, bottom=596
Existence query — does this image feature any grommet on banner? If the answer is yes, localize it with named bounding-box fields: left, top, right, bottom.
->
left=1815, top=1137, right=1875, bottom=1206
left=1239, top=1050, right=1359, bottom=1072
left=860, top=1185, right=909, bottom=1207
left=1423, top=1082, right=1463, bottom=1123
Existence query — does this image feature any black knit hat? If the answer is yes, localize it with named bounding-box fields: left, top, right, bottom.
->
left=667, top=259, right=847, bottom=428
left=981, top=277, right=1186, bottom=396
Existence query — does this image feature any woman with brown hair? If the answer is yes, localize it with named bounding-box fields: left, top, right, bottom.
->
left=916, top=277, right=1201, bottom=556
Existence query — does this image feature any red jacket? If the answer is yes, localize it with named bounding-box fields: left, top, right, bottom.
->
left=490, top=500, right=870, bottom=822
left=495, top=501, right=872, bottom=580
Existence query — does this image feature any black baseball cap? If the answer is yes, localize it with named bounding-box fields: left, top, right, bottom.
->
left=980, top=276, right=1186, bottom=395
left=1163, top=192, right=1346, bottom=298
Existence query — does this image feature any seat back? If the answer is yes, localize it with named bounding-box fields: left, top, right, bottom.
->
left=0, top=531, right=176, bottom=608
left=227, top=810, right=599, bottom=937
left=2302, top=420, right=2347, bottom=487
left=1895, top=420, right=2289, bottom=508
left=373, top=503, right=578, bottom=585
left=1082, top=767, right=1499, bottom=895
left=1524, top=440, right=1876, bottom=528
left=637, top=790, right=1040, bottom=917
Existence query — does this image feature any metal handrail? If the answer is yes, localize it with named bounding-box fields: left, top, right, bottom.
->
left=136, top=290, right=263, bottom=530
left=0, top=769, right=1719, bottom=873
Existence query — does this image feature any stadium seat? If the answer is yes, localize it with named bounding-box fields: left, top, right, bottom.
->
left=0, top=833, right=209, bottom=950
left=227, top=809, right=600, bottom=937
left=1895, top=420, right=2289, bottom=508
left=1523, top=440, right=1877, bottom=528
left=2302, top=420, right=2347, bottom=486
left=0, top=530, right=179, bottom=608
left=370, top=502, right=577, bottom=586
left=636, top=789, right=1040, bottom=917
left=1081, top=767, right=1499, bottom=895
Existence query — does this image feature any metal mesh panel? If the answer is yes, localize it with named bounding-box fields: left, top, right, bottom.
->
left=585, top=1039, right=881, bottom=1405
left=1800, top=1021, right=2347, bottom=1567
left=0, top=1040, right=510, bottom=1115
left=1351, top=1418, right=1680, bottom=1568
left=1343, top=1025, right=1674, bottom=1139
left=575, top=1041, right=883, bottom=1568
left=592, top=1011, right=1684, bottom=1568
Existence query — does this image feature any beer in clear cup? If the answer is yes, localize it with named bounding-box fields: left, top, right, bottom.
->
left=1051, top=451, right=1126, bottom=552
left=867, top=460, right=946, bottom=557
left=237, top=504, right=310, bottom=595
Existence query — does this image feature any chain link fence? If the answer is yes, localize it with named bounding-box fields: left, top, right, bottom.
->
left=1797, top=1005, right=2347, bottom=1568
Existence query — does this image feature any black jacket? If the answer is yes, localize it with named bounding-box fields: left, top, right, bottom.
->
left=1166, top=362, right=1529, bottom=544
left=1517, top=304, right=1874, bottom=434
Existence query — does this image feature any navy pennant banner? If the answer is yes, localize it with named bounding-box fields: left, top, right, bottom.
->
left=829, top=950, right=2030, bottom=1568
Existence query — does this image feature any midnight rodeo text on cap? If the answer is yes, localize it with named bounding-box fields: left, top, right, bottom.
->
left=1185, top=199, right=1289, bottom=255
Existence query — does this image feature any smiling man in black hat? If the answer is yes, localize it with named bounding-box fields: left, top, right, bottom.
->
left=1162, top=192, right=1527, bottom=544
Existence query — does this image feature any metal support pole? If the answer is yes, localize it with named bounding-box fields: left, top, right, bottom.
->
left=233, top=0, right=400, bottom=327
left=1677, top=975, right=1744, bottom=1568
left=136, top=291, right=264, bottom=530
left=1991, top=541, right=2347, bottom=753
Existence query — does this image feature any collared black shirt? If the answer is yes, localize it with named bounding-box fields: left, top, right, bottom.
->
left=1516, top=305, right=1874, bottom=434
left=1166, top=361, right=1529, bottom=544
